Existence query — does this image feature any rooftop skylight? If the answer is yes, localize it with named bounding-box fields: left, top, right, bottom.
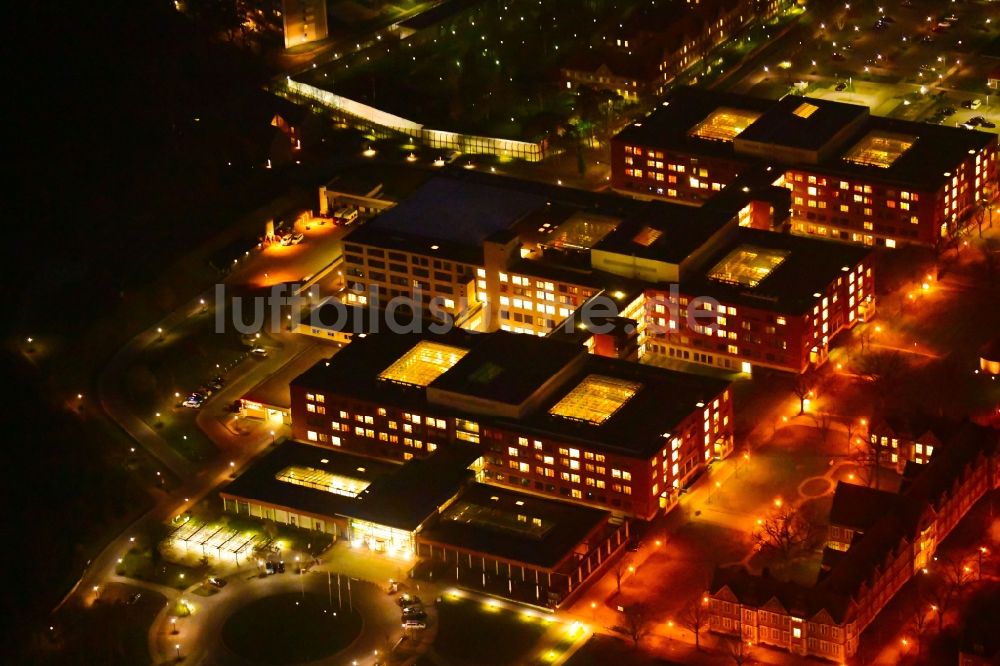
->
left=689, top=107, right=762, bottom=142
left=378, top=340, right=468, bottom=387
left=549, top=374, right=641, bottom=424
left=708, top=245, right=791, bottom=288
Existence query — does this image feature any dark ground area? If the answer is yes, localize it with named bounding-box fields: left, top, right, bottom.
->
left=4, top=1, right=318, bottom=659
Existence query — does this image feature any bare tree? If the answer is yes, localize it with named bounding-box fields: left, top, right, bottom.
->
left=622, top=603, right=651, bottom=648
left=843, top=418, right=864, bottom=458
left=925, top=553, right=972, bottom=632
left=752, top=504, right=819, bottom=564
left=678, top=596, right=710, bottom=651
left=613, top=557, right=631, bottom=596
left=812, top=411, right=833, bottom=445
left=852, top=431, right=883, bottom=489
left=721, top=635, right=751, bottom=665
left=855, top=351, right=908, bottom=412
left=792, top=374, right=813, bottom=415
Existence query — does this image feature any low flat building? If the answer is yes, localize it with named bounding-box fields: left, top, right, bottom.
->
left=613, top=87, right=998, bottom=248
left=291, top=330, right=734, bottom=520
left=220, top=440, right=479, bottom=558
left=220, top=440, right=624, bottom=607
left=417, top=483, right=629, bottom=608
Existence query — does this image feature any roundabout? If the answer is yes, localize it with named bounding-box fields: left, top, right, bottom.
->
left=221, top=592, right=362, bottom=665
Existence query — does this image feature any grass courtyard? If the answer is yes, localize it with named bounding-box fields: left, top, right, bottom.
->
left=222, top=592, right=363, bottom=664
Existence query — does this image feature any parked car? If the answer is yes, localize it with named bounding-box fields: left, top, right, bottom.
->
left=402, top=619, right=427, bottom=630
left=126, top=592, right=142, bottom=605
left=207, top=577, right=228, bottom=588
left=979, top=119, right=996, bottom=129
left=288, top=232, right=304, bottom=245
left=402, top=607, right=427, bottom=620
left=835, top=81, right=848, bottom=92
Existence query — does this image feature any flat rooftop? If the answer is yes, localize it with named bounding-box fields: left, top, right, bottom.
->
left=221, top=442, right=399, bottom=520
left=616, top=87, right=996, bottom=190
left=294, top=331, right=730, bottom=458
left=419, top=483, right=610, bottom=570
left=222, top=440, right=479, bottom=532
left=736, top=96, right=869, bottom=153
left=344, top=176, right=545, bottom=264
left=684, top=227, right=872, bottom=314
left=429, top=332, right=585, bottom=407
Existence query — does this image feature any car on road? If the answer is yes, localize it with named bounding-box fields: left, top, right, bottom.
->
left=182, top=394, right=206, bottom=408
left=831, top=52, right=845, bottom=62
left=402, top=619, right=427, bottom=630
left=396, top=594, right=421, bottom=608
left=835, top=81, right=848, bottom=91
left=127, top=592, right=142, bottom=605
left=208, top=576, right=228, bottom=588
left=251, top=347, right=268, bottom=358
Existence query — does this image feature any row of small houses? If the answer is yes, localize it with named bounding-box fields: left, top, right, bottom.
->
left=707, top=421, right=999, bottom=663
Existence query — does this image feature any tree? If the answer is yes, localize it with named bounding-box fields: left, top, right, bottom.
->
left=679, top=596, right=710, bottom=650
left=613, top=557, right=631, bottom=595
left=855, top=351, right=908, bottom=412
left=843, top=418, right=865, bottom=457
left=721, top=635, right=751, bottom=665
left=792, top=374, right=813, bottom=415
left=622, top=603, right=651, bottom=647
left=925, top=553, right=972, bottom=631
left=752, top=503, right=819, bottom=564
left=812, top=411, right=833, bottom=445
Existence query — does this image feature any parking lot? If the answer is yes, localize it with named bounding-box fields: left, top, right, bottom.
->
left=724, top=0, right=1000, bottom=133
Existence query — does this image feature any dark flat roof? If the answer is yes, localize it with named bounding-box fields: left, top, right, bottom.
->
left=419, top=483, right=610, bottom=569
left=348, top=444, right=479, bottom=531
left=220, top=441, right=399, bottom=519
left=350, top=176, right=545, bottom=248
left=592, top=204, right=734, bottom=264
left=737, top=96, right=868, bottom=152
left=294, top=331, right=730, bottom=458
left=430, top=331, right=585, bottom=406
left=616, top=87, right=997, bottom=190
left=221, top=440, right=478, bottom=532
left=513, top=353, right=730, bottom=458
left=682, top=228, right=872, bottom=314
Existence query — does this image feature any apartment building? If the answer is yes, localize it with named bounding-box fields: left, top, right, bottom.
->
left=707, top=423, right=999, bottom=661
left=612, top=87, right=998, bottom=247
left=290, top=330, right=734, bottom=520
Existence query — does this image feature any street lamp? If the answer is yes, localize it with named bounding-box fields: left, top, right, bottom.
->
left=171, top=618, right=178, bottom=634
left=175, top=644, right=181, bottom=659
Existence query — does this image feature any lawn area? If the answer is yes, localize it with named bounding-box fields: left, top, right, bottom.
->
left=221, top=592, right=362, bottom=665
left=565, top=634, right=669, bottom=666
left=432, top=596, right=553, bottom=666
left=115, top=547, right=203, bottom=590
